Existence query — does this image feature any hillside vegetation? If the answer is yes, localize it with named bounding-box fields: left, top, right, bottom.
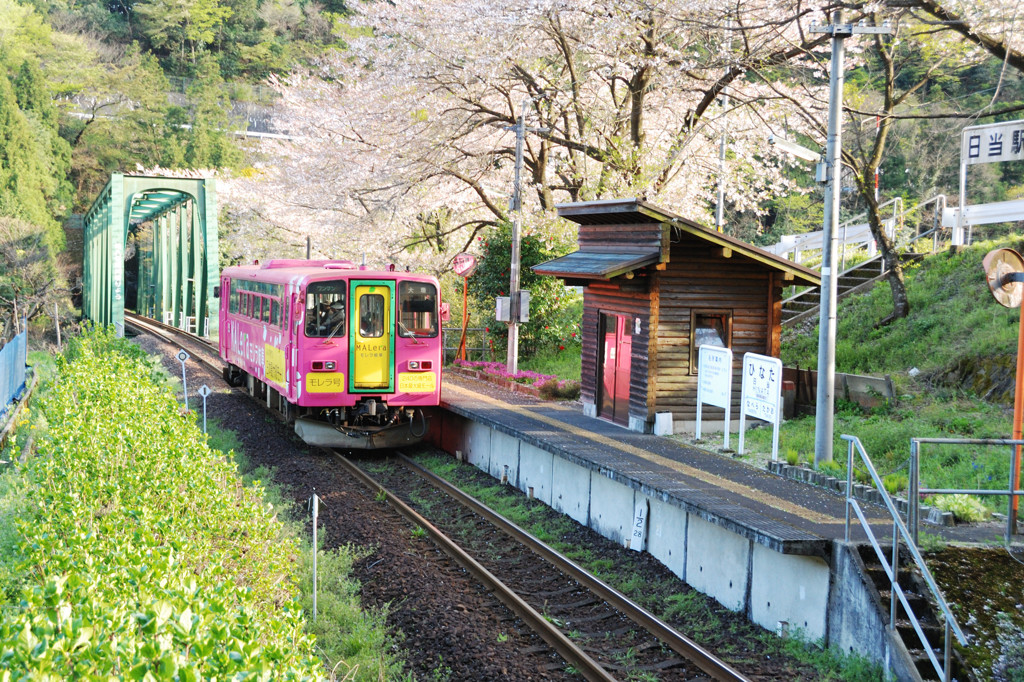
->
left=735, top=237, right=1022, bottom=515
left=783, top=238, right=1022, bottom=388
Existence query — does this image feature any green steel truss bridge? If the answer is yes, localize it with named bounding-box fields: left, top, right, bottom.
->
left=83, top=174, right=219, bottom=338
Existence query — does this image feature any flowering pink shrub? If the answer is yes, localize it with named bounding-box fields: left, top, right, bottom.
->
left=453, top=360, right=581, bottom=400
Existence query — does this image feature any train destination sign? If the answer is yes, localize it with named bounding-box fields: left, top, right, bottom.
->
left=738, top=352, right=782, bottom=461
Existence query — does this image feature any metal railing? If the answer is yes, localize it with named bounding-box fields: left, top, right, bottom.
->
left=442, top=327, right=491, bottom=364
left=841, top=435, right=967, bottom=682
left=909, top=437, right=1024, bottom=547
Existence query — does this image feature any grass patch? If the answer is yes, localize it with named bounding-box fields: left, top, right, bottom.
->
left=520, top=346, right=582, bottom=383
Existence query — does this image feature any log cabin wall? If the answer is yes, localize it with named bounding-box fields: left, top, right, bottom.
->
left=652, top=232, right=785, bottom=426
left=577, top=221, right=664, bottom=252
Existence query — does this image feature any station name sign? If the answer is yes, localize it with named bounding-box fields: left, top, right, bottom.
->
left=962, top=119, right=1024, bottom=166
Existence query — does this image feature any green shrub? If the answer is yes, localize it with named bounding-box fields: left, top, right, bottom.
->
left=883, top=473, right=909, bottom=495
left=537, top=378, right=581, bottom=401
left=0, top=328, right=325, bottom=680
left=929, top=494, right=991, bottom=522
left=817, top=459, right=844, bottom=477
left=785, top=448, right=800, bottom=466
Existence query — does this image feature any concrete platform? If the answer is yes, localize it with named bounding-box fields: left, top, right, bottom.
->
left=430, top=375, right=1005, bottom=676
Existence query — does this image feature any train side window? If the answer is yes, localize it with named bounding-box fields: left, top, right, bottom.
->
left=261, top=296, right=271, bottom=323
left=398, top=282, right=438, bottom=337
left=230, top=283, right=240, bottom=314
left=360, top=294, right=384, bottom=338
left=271, top=299, right=281, bottom=327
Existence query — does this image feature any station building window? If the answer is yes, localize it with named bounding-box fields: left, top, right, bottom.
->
left=689, top=309, right=732, bottom=375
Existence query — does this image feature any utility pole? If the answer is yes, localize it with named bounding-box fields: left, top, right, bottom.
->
left=716, top=23, right=732, bottom=233
left=810, top=14, right=890, bottom=466
left=505, top=97, right=548, bottom=374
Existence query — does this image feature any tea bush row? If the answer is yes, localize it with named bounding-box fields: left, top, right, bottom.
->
left=0, top=329, right=325, bottom=680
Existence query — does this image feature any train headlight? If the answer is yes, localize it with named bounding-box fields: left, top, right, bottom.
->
left=408, top=360, right=432, bottom=371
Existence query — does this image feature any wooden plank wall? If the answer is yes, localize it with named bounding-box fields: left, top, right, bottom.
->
left=652, top=236, right=783, bottom=423
left=578, top=222, right=663, bottom=251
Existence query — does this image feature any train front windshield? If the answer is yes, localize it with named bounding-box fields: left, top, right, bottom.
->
left=305, top=281, right=347, bottom=337
left=398, top=282, right=438, bottom=337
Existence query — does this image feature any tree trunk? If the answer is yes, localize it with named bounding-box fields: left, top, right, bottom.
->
left=867, top=204, right=910, bottom=323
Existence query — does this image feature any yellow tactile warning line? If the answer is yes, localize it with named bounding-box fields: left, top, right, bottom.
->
left=444, top=382, right=847, bottom=526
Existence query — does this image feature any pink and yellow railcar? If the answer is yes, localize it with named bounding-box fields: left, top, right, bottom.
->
left=218, top=259, right=445, bottom=449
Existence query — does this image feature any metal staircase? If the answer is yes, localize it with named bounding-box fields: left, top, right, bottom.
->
left=776, top=195, right=948, bottom=328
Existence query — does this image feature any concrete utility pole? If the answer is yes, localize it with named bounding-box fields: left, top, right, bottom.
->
left=505, top=97, right=548, bottom=374
left=810, top=14, right=890, bottom=466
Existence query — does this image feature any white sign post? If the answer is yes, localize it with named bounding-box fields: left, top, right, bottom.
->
left=956, top=119, right=1024, bottom=245
left=176, top=349, right=191, bottom=411
left=738, top=352, right=783, bottom=460
left=198, top=384, right=212, bottom=433
left=696, top=345, right=733, bottom=448
left=629, top=499, right=648, bottom=552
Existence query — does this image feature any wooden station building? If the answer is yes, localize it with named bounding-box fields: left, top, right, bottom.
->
left=532, top=198, right=820, bottom=434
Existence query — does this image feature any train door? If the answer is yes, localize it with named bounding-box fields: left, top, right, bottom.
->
left=598, top=312, right=632, bottom=426
left=350, top=280, right=395, bottom=392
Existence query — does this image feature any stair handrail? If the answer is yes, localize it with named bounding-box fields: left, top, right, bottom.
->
left=780, top=195, right=950, bottom=312
left=841, top=434, right=967, bottom=682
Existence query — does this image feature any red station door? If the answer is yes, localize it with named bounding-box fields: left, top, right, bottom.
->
left=599, top=313, right=632, bottom=426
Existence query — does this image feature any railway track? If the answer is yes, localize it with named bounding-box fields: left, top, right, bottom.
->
left=124, top=313, right=762, bottom=680
left=348, top=451, right=752, bottom=682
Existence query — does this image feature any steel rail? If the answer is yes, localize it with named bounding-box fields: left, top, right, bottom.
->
left=124, top=312, right=221, bottom=358
left=332, top=452, right=617, bottom=682
left=397, top=454, right=751, bottom=682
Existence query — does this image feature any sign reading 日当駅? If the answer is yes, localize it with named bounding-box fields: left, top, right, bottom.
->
left=961, top=120, right=1024, bottom=166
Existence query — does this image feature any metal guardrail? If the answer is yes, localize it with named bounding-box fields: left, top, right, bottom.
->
left=0, top=331, right=27, bottom=412
left=910, top=437, right=1024, bottom=547
left=841, top=434, right=967, bottom=682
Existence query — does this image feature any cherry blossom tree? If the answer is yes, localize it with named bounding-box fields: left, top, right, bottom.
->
left=223, top=0, right=848, bottom=273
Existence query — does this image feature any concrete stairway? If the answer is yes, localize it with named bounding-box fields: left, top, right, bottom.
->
left=856, top=544, right=973, bottom=682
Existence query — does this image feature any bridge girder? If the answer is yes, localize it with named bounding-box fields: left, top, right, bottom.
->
left=83, top=174, right=219, bottom=338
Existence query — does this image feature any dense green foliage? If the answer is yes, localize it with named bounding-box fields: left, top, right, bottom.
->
left=471, top=222, right=582, bottom=358
left=0, top=328, right=325, bottom=679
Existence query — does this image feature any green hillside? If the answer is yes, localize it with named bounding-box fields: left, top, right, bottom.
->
left=737, top=237, right=1024, bottom=517
left=783, top=238, right=1023, bottom=401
